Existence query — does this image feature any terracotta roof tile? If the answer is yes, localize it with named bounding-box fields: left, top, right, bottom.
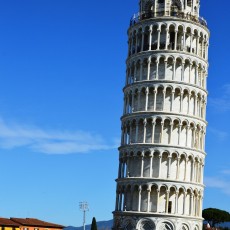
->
left=10, top=218, right=64, bottom=228
left=0, top=218, right=20, bottom=227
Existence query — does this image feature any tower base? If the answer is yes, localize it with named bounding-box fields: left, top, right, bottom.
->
left=113, top=212, right=203, bottom=230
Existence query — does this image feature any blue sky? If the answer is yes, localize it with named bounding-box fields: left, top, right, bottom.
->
left=0, top=0, right=229, bottom=227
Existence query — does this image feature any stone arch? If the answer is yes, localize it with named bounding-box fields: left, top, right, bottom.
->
left=125, top=185, right=132, bottom=211
left=161, top=151, right=169, bottom=178
left=170, top=152, right=178, bottom=180
left=181, top=223, right=190, bottom=230
left=152, top=150, right=160, bottom=177
left=138, top=218, right=155, bottom=230
left=158, top=185, right=167, bottom=212
left=124, top=222, right=134, bottom=230
left=143, top=150, right=151, bottom=177
left=123, top=217, right=136, bottom=230
left=141, top=184, right=149, bottom=212
left=149, top=184, right=158, bottom=212
left=157, top=221, right=174, bottom=230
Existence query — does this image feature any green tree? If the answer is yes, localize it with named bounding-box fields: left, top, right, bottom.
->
left=91, top=217, right=97, bottom=230
left=203, top=208, right=230, bottom=227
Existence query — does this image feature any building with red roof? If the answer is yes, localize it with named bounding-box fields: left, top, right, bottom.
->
left=0, top=218, right=64, bottom=230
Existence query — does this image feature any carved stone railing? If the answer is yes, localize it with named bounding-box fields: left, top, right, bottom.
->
left=130, top=11, right=208, bottom=28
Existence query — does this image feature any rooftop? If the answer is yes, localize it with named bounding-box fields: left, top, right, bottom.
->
left=0, top=218, right=64, bottom=228
left=10, top=218, right=64, bottom=228
left=0, top=218, right=20, bottom=227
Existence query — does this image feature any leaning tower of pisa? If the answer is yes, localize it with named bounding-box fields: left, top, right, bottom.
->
left=113, top=0, right=209, bottom=229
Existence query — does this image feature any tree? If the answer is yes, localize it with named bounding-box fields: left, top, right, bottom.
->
left=91, top=217, right=97, bottom=230
left=203, top=208, right=230, bottom=227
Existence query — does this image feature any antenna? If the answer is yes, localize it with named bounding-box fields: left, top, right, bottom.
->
left=79, top=201, right=89, bottom=230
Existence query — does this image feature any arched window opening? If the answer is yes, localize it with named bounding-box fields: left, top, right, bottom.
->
left=171, top=0, right=182, bottom=16
left=144, top=1, right=155, bottom=13
left=169, top=31, right=176, bottom=50
left=168, top=201, right=172, bottom=213
left=142, top=222, right=152, bottom=230
left=182, top=224, right=189, bottom=230
left=187, top=0, right=192, bottom=7
left=125, top=223, right=133, bottom=230
left=158, top=222, right=173, bottom=230
left=194, top=6, right=197, bottom=13
left=141, top=221, right=155, bottom=230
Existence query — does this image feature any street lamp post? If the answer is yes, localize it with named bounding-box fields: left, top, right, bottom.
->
left=79, top=201, right=89, bottom=230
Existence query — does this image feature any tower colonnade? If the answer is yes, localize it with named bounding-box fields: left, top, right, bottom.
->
left=126, top=55, right=208, bottom=88
left=121, top=115, right=206, bottom=150
left=113, top=0, right=209, bottom=229
left=117, top=148, right=205, bottom=183
left=123, top=85, right=207, bottom=119
left=115, top=183, right=204, bottom=218
left=128, top=21, right=209, bottom=60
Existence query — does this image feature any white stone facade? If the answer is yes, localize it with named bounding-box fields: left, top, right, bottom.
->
left=113, top=0, right=209, bottom=230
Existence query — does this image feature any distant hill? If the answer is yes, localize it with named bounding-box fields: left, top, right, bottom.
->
left=65, top=219, right=113, bottom=230
left=216, top=222, right=230, bottom=228
left=66, top=220, right=230, bottom=230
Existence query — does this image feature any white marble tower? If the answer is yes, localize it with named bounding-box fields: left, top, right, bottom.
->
left=113, top=0, right=209, bottom=229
